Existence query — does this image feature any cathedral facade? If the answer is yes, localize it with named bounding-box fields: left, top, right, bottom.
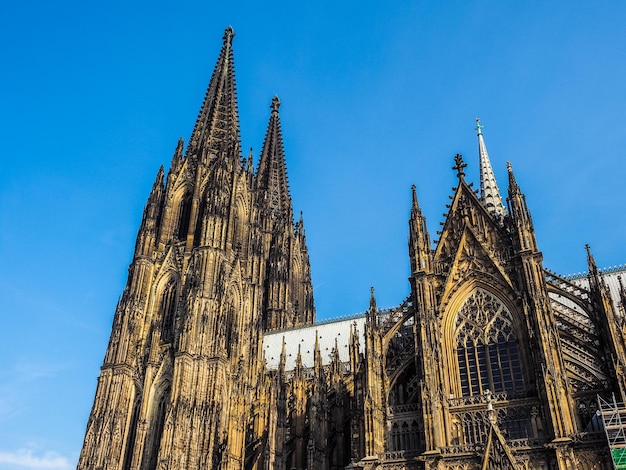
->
left=78, top=28, right=626, bottom=470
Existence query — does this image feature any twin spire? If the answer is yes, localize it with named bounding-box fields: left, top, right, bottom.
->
left=184, top=27, right=294, bottom=223
left=191, top=28, right=508, bottom=230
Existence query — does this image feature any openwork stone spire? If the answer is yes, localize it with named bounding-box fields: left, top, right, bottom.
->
left=476, top=118, right=506, bottom=219
left=186, top=26, right=241, bottom=162
left=255, top=95, right=293, bottom=221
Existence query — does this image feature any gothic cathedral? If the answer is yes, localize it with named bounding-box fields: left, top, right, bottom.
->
left=78, top=28, right=626, bottom=470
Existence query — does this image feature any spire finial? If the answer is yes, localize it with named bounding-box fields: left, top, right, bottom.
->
left=453, top=153, right=467, bottom=179
left=271, top=95, right=281, bottom=115
left=507, top=161, right=518, bottom=189
left=223, top=26, right=235, bottom=45
left=475, top=117, right=483, bottom=136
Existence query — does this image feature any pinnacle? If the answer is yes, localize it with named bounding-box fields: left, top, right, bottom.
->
left=411, top=184, right=420, bottom=212
left=586, top=243, right=599, bottom=275
left=369, top=286, right=377, bottom=312
left=507, top=160, right=519, bottom=190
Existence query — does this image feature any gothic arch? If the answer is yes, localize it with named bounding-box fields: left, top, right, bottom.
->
left=387, top=359, right=419, bottom=406
left=223, top=282, right=243, bottom=357
left=143, top=359, right=172, bottom=470
left=290, top=251, right=303, bottom=318
left=230, top=193, right=249, bottom=253
left=122, top=385, right=141, bottom=470
left=441, top=281, right=527, bottom=399
left=546, top=284, right=592, bottom=315
left=144, top=382, right=171, bottom=470
left=151, top=273, right=181, bottom=343
left=173, top=187, right=193, bottom=242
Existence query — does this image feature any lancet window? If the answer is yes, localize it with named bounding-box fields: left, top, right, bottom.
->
left=122, top=397, right=140, bottom=470
left=176, top=193, right=192, bottom=241
left=388, top=420, right=419, bottom=452
left=455, top=288, right=524, bottom=397
left=159, top=279, right=177, bottom=342
left=146, top=385, right=170, bottom=470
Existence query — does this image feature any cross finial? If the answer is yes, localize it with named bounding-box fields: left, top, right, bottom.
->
left=475, top=117, right=483, bottom=136
left=453, top=153, right=467, bottom=179
left=271, top=95, right=281, bottom=114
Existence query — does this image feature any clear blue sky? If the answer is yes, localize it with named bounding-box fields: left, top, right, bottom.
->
left=1, top=1, right=625, bottom=468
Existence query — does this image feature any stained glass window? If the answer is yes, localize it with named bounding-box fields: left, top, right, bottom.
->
left=455, top=288, right=524, bottom=396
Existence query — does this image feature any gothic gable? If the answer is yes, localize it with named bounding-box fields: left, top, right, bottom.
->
left=481, top=423, right=519, bottom=470
left=435, top=179, right=511, bottom=280
left=435, top=179, right=507, bottom=255
left=441, top=226, right=513, bottom=307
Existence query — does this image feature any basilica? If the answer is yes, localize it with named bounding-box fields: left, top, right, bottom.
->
left=78, top=27, right=626, bottom=470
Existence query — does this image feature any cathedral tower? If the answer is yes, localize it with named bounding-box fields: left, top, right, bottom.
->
left=77, top=28, right=315, bottom=470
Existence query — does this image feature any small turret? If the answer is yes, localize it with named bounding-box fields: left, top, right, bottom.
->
left=135, top=166, right=165, bottom=257
left=586, top=244, right=626, bottom=399
left=408, top=184, right=432, bottom=274
left=314, top=330, right=322, bottom=376
left=618, top=276, right=626, bottom=316
left=506, top=161, right=538, bottom=252
left=367, top=286, right=377, bottom=327
left=349, top=321, right=361, bottom=374
left=295, top=344, right=304, bottom=377
left=279, top=336, right=286, bottom=377
left=169, top=138, right=184, bottom=176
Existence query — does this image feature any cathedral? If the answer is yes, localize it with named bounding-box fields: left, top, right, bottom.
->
left=78, top=27, right=626, bottom=470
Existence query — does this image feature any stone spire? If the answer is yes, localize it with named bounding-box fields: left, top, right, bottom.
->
left=255, top=95, right=293, bottom=222
left=134, top=166, right=165, bottom=257
left=506, top=161, right=537, bottom=252
left=186, top=26, right=241, bottom=163
left=408, top=184, right=432, bottom=274
left=475, top=118, right=506, bottom=219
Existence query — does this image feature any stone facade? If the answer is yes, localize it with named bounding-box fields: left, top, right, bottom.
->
left=78, top=28, right=626, bottom=470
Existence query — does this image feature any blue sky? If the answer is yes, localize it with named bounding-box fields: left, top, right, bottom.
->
left=1, top=1, right=625, bottom=468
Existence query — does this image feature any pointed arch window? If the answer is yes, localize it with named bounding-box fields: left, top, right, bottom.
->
left=160, top=279, right=177, bottom=342
left=146, top=384, right=170, bottom=470
left=176, top=193, right=192, bottom=241
left=122, top=396, right=141, bottom=470
left=455, top=288, right=524, bottom=397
